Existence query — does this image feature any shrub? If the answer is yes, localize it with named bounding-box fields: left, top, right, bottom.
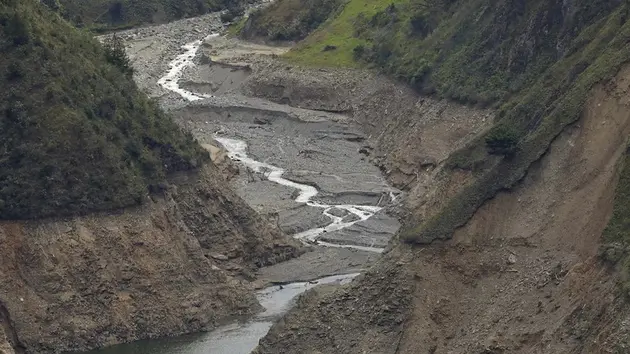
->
left=103, top=34, right=133, bottom=77
left=484, top=125, right=520, bottom=156
left=352, top=44, right=365, bottom=60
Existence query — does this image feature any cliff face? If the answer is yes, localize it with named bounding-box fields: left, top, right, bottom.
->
left=0, top=165, right=301, bottom=354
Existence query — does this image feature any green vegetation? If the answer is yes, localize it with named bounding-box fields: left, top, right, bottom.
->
left=285, top=0, right=407, bottom=66
left=237, top=0, right=343, bottom=41
left=603, top=154, right=630, bottom=294
left=103, top=34, right=133, bottom=77
left=0, top=0, right=208, bottom=219
left=228, top=15, right=247, bottom=36
left=400, top=2, right=630, bottom=244
left=484, top=124, right=520, bottom=157
left=350, top=0, right=622, bottom=105
left=58, top=0, right=246, bottom=30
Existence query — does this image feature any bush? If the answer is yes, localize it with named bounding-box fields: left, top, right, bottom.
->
left=220, top=11, right=236, bottom=23
left=352, top=44, right=365, bottom=60
left=484, top=125, right=520, bottom=156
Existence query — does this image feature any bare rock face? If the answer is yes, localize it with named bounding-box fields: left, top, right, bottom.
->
left=0, top=165, right=302, bottom=353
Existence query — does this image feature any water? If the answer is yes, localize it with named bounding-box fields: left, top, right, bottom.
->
left=156, top=34, right=219, bottom=101
left=214, top=136, right=385, bottom=253
left=83, top=274, right=358, bottom=354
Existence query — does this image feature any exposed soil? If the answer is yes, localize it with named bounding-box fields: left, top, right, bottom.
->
left=253, top=60, right=630, bottom=354
left=0, top=163, right=303, bottom=354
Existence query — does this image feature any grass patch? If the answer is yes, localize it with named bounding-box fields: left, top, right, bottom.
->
left=0, top=0, right=209, bottom=219
left=284, top=0, right=409, bottom=67
left=227, top=15, right=247, bottom=36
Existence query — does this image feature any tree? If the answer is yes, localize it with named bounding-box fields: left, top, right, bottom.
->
left=103, top=34, right=133, bottom=77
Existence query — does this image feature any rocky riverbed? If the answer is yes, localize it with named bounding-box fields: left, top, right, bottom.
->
left=89, top=14, right=401, bottom=353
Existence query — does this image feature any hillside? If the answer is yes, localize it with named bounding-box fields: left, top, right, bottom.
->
left=238, top=0, right=630, bottom=352
left=58, top=0, right=245, bottom=30
left=0, top=0, right=210, bottom=219
left=245, top=0, right=630, bottom=280
left=237, top=0, right=342, bottom=41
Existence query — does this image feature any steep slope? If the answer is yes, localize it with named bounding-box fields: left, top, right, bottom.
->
left=0, top=0, right=207, bottom=219
left=246, top=0, right=630, bottom=352
left=0, top=165, right=301, bottom=354
left=237, top=0, right=342, bottom=42
left=0, top=2, right=301, bottom=353
left=58, top=0, right=244, bottom=30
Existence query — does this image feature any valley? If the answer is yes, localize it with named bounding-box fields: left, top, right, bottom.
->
left=82, top=12, right=401, bottom=353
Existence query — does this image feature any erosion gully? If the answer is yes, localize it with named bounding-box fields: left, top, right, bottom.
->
left=84, top=32, right=398, bottom=354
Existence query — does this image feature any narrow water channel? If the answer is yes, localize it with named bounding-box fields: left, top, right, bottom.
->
left=83, top=274, right=358, bottom=354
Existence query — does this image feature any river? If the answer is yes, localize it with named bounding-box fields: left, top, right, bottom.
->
left=84, top=29, right=398, bottom=354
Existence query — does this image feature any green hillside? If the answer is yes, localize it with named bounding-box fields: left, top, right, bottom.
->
left=237, top=0, right=343, bottom=42
left=0, top=0, right=209, bottom=219
left=59, top=0, right=245, bottom=30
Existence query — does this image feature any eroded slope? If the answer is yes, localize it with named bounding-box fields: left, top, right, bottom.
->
left=0, top=165, right=301, bottom=354
left=252, top=48, right=630, bottom=354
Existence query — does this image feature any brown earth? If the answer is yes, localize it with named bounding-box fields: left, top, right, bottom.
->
left=0, top=164, right=302, bottom=354
left=249, top=55, right=630, bottom=353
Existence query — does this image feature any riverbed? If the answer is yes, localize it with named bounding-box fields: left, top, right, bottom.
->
left=87, top=16, right=400, bottom=354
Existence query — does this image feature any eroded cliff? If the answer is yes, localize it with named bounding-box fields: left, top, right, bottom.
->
left=0, top=164, right=301, bottom=354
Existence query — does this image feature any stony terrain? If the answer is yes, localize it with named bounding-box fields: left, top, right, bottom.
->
left=113, top=24, right=403, bottom=286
